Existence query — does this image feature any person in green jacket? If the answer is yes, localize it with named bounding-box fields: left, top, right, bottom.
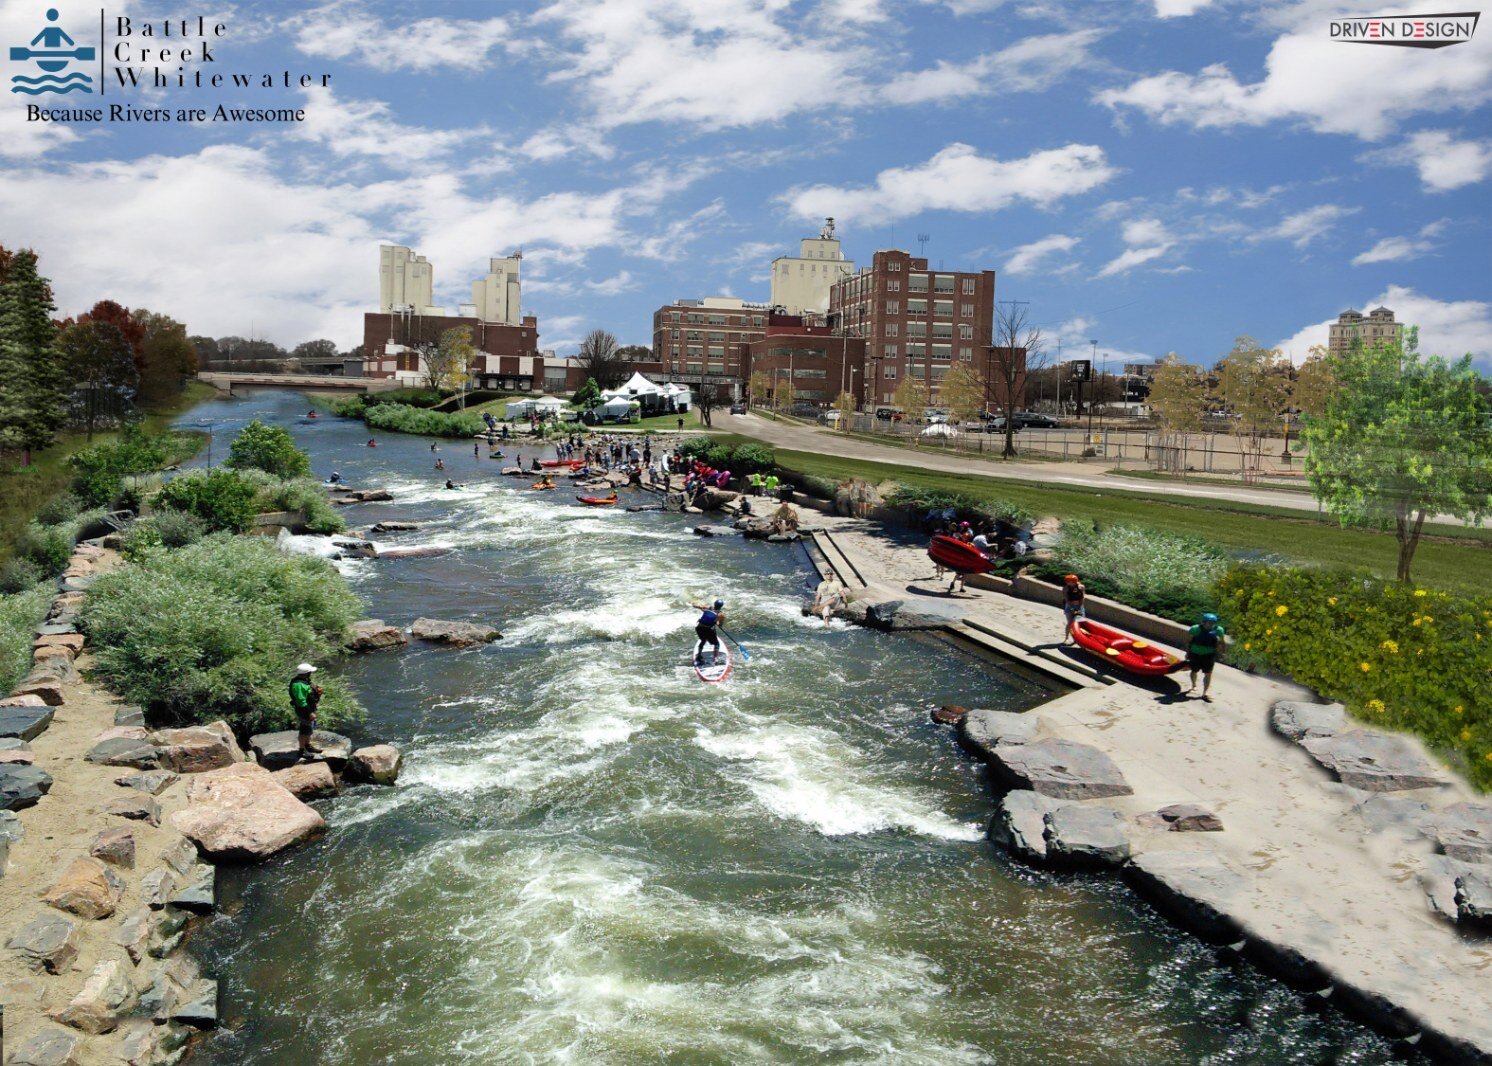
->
left=289, top=663, right=322, bottom=759
left=1185, top=613, right=1224, bottom=702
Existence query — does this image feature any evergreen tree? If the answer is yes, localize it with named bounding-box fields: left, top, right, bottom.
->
left=0, top=250, right=65, bottom=464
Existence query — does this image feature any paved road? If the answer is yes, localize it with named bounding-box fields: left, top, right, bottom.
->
left=724, top=412, right=1492, bottom=527
left=723, top=411, right=1333, bottom=513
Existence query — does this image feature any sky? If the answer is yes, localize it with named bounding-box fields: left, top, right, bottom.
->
left=0, top=0, right=1489, bottom=371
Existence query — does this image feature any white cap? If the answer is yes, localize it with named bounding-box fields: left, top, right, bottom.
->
left=296, top=663, right=317, bottom=675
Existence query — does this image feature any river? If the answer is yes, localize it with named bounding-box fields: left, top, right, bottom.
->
left=179, top=392, right=1393, bottom=1065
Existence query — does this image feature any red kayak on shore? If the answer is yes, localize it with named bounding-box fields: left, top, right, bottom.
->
left=928, top=534, right=993, bottom=575
left=540, top=459, right=585, bottom=469
left=1069, top=618, right=1183, bottom=676
left=576, top=495, right=619, bottom=506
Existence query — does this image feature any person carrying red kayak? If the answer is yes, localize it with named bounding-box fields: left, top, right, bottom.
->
left=1062, top=574, right=1086, bottom=645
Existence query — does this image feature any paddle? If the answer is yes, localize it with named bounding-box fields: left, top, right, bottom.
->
left=719, top=627, right=752, bottom=662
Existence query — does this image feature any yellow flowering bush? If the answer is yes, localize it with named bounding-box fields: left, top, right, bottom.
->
left=1218, top=564, right=1492, bottom=790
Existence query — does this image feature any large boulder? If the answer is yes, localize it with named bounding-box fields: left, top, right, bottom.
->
left=0, top=704, right=54, bottom=741
left=347, top=619, right=409, bottom=652
left=170, top=762, right=326, bottom=863
left=989, top=791, right=1064, bottom=863
left=346, top=744, right=402, bottom=786
left=1042, top=805, right=1130, bottom=867
left=959, top=709, right=1038, bottom=762
left=6, top=1028, right=83, bottom=1066
left=410, top=617, right=501, bottom=645
left=85, top=735, right=159, bottom=769
left=43, top=857, right=125, bottom=919
left=53, top=959, right=136, bottom=1034
left=250, top=729, right=352, bottom=772
left=1433, top=802, right=1492, bottom=864
left=863, top=598, right=965, bottom=631
left=11, top=672, right=66, bottom=706
left=1, top=764, right=54, bottom=810
left=7, top=914, right=79, bottom=974
left=150, top=720, right=246, bottom=774
left=1270, top=700, right=1347, bottom=742
left=272, top=761, right=339, bottom=800
left=1299, top=730, right=1446, bottom=792
left=988, top=738, right=1133, bottom=800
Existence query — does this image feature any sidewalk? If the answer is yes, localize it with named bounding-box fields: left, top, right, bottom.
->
left=809, top=508, right=1492, bottom=1060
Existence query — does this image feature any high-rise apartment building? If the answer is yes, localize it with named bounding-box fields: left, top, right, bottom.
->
left=1328, top=307, right=1402, bottom=352
left=378, top=245, right=439, bottom=314
left=828, top=250, right=995, bottom=406
left=770, top=218, right=856, bottom=316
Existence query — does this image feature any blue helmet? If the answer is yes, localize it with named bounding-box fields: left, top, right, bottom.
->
left=714, top=600, right=725, bottom=609
left=1202, top=612, right=1219, bottom=624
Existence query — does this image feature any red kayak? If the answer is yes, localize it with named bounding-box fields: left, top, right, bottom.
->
left=1070, top=618, right=1183, bottom=676
left=928, top=534, right=993, bottom=575
left=576, top=495, right=619, bottom=506
left=540, top=459, right=585, bottom=469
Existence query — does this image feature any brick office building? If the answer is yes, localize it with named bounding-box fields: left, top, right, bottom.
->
left=362, top=311, right=543, bottom=391
left=828, top=250, right=996, bottom=407
left=741, top=314, right=867, bottom=405
left=651, top=296, right=770, bottom=400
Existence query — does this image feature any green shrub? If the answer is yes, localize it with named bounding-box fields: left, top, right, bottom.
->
left=0, top=583, right=51, bottom=694
left=885, top=485, right=1033, bottom=528
left=68, top=428, right=172, bottom=507
left=119, top=520, right=164, bottom=561
left=363, top=403, right=484, bottom=438
left=730, top=443, right=775, bottom=474
left=152, top=510, right=207, bottom=548
left=80, top=534, right=365, bottom=734
left=225, top=420, right=312, bottom=479
left=1218, top=564, right=1492, bottom=789
left=678, top=437, right=713, bottom=460
left=0, top=558, right=44, bottom=595
left=35, top=493, right=83, bottom=527
left=1036, top=523, right=1225, bottom=623
left=18, top=521, right=73, bottom=574
left=326, top=395, right=367, bottom=419
left=238, top=472, right=344, bottom=535
left=155, top=469, right=259, bottom=533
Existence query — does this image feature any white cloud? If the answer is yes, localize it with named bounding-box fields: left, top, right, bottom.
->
left=1154, top=0, right=1216, bottom=15
left=1004, top=234, right=1079, bottom=275
left=584, top=271, right=639, bottom=296
left=1351, top=221, right=1445, bottom=266
left=1096, top=217, right=1177, bottom=277
left=883, top=30, right=1104, bottom=105
left=286, top=3, right=517, bottom=73
left=290, top=88, right=492, bottom=161
left=1097, top=25, right=1492, bottom=140
left=0, top=105, right=82, bottom=160
left=1362, top=130, right=1492, bottom=192
left=1276, top=285, right=1492, bottom=368
left=782, top=142, right=1116, bottom=225
left=1252, top=204, right=1358, bottom=248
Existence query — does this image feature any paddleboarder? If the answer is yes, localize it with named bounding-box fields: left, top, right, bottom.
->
left=1185, top=612, right=1225, bottom=702
left=690, top=599, right=726, bottom=666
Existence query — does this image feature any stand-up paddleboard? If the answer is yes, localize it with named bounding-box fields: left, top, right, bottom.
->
left=693, top=644, right=732, bottom=683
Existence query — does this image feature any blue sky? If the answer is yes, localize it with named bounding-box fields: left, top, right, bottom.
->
left=1, top=0, right=1489, bottom=370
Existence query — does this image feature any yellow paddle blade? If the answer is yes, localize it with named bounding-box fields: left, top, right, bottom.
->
left=1105, top=647, right=1120, bottom=656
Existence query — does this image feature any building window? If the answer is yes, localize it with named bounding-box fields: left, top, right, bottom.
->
left=888, top=260, right=901, bottom=272
left=961, top=278, right=976, bottom=295
left=907, top=300, right=927, bottom=315
left=909, top=276, right=929, bottom=292
left=887, top=280, right=901, bottom=292
left=883, top=364, right=897, bottom=379
left=906, top=322, right=927, bottom=338
left=931, top=366, right=949, bottom=381
left=933, top=344, right=952, bottom=360
left=885, top=323, right=899, bottom=337
left=906, top=343, right=927, bottom=357
left=908, top=364, right=926, bottom=378
left=883, top=344, right=899, bottom=357
left=960, top=347, right=973, bottom=360
left=933, top=275, right=955, bottom=293
left=885, top=300, right=899, bottom=314
left=932, top=324, right=953, bottom=339
left=959, top=325, right=973, bottom=340
left=794, top=368, right=827, bottom=379
left=961, top=303, right=974, bottom=317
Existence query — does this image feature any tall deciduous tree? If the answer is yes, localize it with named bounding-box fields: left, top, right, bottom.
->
left=132, top=309, right=196, bottom=406
left=1146, top=354, right=1206, bottom=477
left=1215, top=336, right=1290, bottom=475
left=1291, top=348, right=1337, bottom=418
left=421, top=326, right=475, bottom=398
left=0, top=250, right=66, bottom=463
left=833, top=389, right=856, bottom=429
left=572, top=377, right=603, bottom=409
left=892, top=375, right=928, bottom=417
left=990, top=303, right=1042, bottom=457
left=939, top=362, right=985, bottom=425
left=576, top=329, right=626, bottom=389
left=59, top=320, right=139, bottom=439
left=1302, top=331, right=1492, bottom=583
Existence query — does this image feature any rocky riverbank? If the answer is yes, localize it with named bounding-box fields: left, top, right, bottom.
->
left=798, top=508, right=1492, bottom=1064
left=0, top=541, right=404, bottom=1066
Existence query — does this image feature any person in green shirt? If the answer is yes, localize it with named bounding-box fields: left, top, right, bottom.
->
left=1185, top=613, right=1224, bottom=702
left=289, top=663, right=322, bottom=759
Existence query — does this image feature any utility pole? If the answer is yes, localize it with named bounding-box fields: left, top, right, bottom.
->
left=1088, top=339, right=1098, bottom=434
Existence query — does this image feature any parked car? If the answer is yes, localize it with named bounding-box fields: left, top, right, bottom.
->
left=729, top=402, right=748, bottom=414
left=874, top=407, right=903, bottom=421
left=1016, top=413, right=1061, bottom=429
left=789, top=403, right=821, bottom=418
left=818, top=410, right=845, bottom=426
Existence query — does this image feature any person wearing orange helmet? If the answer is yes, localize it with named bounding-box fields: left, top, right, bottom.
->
left=1061, top=574, right=1086, bottom=645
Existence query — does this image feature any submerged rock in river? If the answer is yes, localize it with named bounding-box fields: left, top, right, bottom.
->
left=347, top=619, right=409, bottom=652
left=410, top=617, right=501, bottom=646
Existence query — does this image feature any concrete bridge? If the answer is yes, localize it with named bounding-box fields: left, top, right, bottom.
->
left=198, top=372, right=403, bottom=395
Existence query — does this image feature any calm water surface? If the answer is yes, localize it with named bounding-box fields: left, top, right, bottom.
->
left=182, top=393, right=1395, bottom=1065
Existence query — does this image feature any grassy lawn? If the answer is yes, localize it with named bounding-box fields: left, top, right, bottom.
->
left=716, top=437, right=1492, bottom=594
left=0, top=381, right=216, bottom=564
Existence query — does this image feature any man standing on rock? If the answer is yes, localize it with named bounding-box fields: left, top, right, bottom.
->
left=290, top=663, right=322, bottom=759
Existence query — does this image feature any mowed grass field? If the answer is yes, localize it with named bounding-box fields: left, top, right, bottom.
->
left=708, top=435, right=1492, bottom=595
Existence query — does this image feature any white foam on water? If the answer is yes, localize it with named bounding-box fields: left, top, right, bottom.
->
left=695, top=723, right=983, bottom=841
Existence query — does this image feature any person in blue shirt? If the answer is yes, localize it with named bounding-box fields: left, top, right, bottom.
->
left=690, top=599, right=726, bottom=666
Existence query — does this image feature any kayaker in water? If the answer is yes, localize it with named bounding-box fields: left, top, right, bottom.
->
left=1185, top=612, right=1225, bottom=702
left=1062, top=574, right=1087, bottom=645
left=691, top=599, right=726, bottom=666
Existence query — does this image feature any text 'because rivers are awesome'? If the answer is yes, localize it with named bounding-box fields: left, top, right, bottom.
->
left=26, top=104, right=307, bottom=124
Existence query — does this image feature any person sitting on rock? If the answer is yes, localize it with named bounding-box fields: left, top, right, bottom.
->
left=771, top=501, right=799, bottom=535
left=289, top=663, right=322, bottom=760
left=811, top=576, right=844, bottom=627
